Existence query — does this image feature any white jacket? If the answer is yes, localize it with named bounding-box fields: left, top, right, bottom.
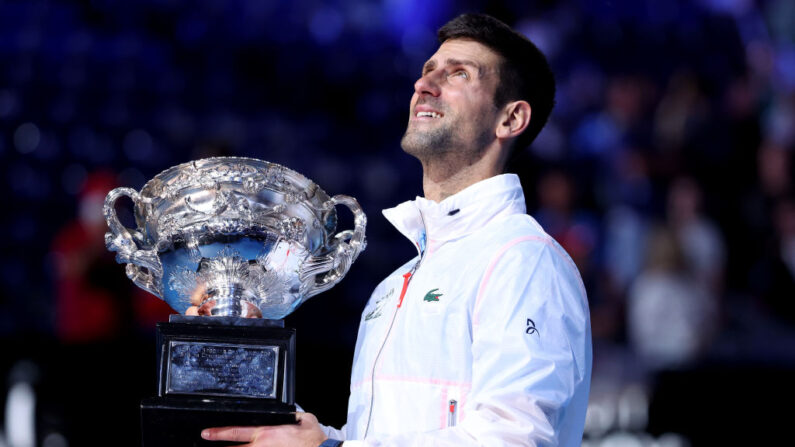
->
left=323, top=174, right=592, bottom=447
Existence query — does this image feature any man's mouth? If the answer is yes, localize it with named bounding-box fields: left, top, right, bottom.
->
left=415, top=110, right=443, bottom=119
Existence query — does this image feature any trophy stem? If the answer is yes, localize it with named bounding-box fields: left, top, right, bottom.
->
left=202, top=284, right=262, bottom=318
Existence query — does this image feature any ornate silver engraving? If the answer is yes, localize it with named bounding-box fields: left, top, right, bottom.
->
left=104, top=157, right=367, bottom=319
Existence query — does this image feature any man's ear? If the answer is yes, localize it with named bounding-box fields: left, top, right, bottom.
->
left=496, top=100, right=531, bottom=140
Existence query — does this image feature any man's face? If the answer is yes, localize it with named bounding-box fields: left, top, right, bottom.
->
left=400, top=39, right=502, bottom=161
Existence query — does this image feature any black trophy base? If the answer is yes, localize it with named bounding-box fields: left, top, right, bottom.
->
left=141, top=316, right=298, bottom=446
left=141, top=396, right=297, bottom=447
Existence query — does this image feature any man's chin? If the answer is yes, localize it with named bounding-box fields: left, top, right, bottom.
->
left=399, top=132, right=428, bottom=157
left=402, top=116, right=457, bottom=150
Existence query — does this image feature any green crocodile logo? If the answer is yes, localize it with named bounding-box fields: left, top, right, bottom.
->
left=423, top=288, right=443, bottom=302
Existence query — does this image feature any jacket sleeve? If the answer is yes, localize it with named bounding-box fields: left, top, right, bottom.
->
left=320, top=423, right=347, bottom=441
left=342, top=240, right=592, bottom=447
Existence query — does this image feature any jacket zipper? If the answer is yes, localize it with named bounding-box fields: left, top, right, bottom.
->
left=447, top=399, right=458, bottom=427
left=363, top=258, right=420, bottom=437
left=363, top=213, right=427, bottom=438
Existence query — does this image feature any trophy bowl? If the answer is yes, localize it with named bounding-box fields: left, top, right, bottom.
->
left=104, top=156, right=366, bottom=319
left=103, top=157, right=366, bottom=446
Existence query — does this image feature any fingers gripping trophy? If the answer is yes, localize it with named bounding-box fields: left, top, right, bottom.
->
left=104, top=157, right=366, bottom=446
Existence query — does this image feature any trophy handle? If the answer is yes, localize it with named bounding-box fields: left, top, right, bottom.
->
left=304, top=195, right=367, bottom=298
left=104, top=187, right=164, bottom=297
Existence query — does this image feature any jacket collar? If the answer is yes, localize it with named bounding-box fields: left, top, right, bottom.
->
left=382, top=174, right=527, bottom=254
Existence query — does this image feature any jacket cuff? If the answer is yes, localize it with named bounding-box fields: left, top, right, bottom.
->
left=319, top=440, right=343, bottom=447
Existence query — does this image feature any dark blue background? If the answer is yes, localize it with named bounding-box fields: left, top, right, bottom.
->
left=1, top=0, right=794, bottom=445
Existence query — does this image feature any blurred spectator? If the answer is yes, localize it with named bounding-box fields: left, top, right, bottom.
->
left=534, top=169, right=599, bottom=272
left=50, top=170, right=170, bottom=343
left=596, top=147, right=655, bottom=340
left=653, top=70, right=709, bottom=154
left=667, top=176, right=726, bottom=295
left=601, top=149, right=654, bottom=283
left=749, top=197, right=795, bottom=324
left=627, top=226, right=718, bottom=372
left=739, top=140, right=792, bottom=270
left=605, top=74, right=656, bottom=135
left=51, top=171, right=123, bottom=342
left=757, top=140, right=791, bottom=199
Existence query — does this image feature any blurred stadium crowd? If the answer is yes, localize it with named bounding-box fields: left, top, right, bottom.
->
left=1, top=0, right=794, bottom=445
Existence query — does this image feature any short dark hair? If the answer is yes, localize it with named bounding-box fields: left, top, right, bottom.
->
left=438, top=14, right=555, bottom=153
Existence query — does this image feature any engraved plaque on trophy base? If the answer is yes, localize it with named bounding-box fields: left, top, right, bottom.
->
left=140, top=315, right=297, bottom=447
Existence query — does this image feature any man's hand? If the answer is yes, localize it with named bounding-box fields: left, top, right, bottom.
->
left=185, top=284, right=205, bottom=316
left=200, top=412, right=328, bottom=447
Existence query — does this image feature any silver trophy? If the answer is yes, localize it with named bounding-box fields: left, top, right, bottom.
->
left=103, top=157, right=366, bottom=446
left=104, top=156, right=366, bottom=318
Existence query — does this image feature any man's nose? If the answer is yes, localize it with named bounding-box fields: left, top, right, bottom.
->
left=414, top=71, right=441, bottom=97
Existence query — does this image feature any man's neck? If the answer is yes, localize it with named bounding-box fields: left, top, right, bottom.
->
left=421, top=157, right=503, bottom=202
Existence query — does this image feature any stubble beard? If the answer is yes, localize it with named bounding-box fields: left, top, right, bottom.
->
left=400, top=117, right=492, bottom=170
left=400, top=121, right=457, bottom=161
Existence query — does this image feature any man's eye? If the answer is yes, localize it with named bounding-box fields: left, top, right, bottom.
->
left=448, top=70, right=469, bottom=80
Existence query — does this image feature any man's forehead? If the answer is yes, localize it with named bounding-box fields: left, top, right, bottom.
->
left=425, top=38, right=502, bottom=69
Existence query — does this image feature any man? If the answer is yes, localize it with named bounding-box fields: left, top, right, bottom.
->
left=201, top=13, right=591, bottom=447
